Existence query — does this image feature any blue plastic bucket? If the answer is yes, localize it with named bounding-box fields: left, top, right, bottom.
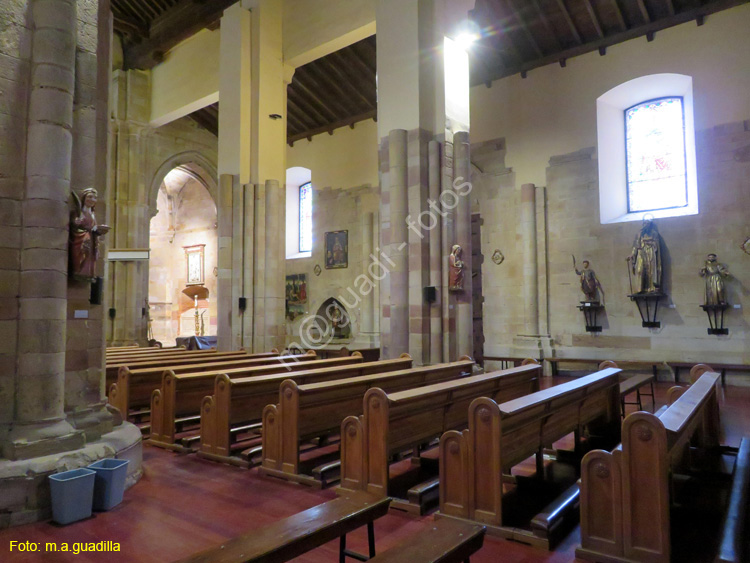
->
left=88, top=458, right=129, bottom=511
left=48, top=468, right=96, bottom=525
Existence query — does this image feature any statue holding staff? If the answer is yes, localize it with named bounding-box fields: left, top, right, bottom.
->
left=699, top=253, right=730, bottom=306
left=627, top=218, right=663, bottom=294
left=572, top=255, right=603, bottom=303
left=449, top=245, right=465, bottom=292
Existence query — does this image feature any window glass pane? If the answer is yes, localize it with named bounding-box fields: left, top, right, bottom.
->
left=299, top=182, right=312, bottom=253
left=625, top=97, right=687, bottom=213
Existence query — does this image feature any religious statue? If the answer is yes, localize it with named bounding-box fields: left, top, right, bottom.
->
left=699, top=253, right=730, bottom=306
left=69, top=188, right=109, bottom=281
left=572, top=256, right=603, bottom=303
left=627, top=218, right=663, bottom=294
left=449, top=245, right=465, bottom=292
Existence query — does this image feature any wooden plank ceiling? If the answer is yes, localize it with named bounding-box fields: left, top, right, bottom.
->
left=469, top=0, right=748, bottom=85
left=112, top=0, right=745, bottom=142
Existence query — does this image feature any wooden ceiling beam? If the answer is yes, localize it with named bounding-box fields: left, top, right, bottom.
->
left=610, top=0, right=628, bottom=31
left=529, top=0, right=563, bottom=51
left=122, top=0, right=237, bottom=70
left=474, top=0, right=748, bottom=85
left=324, top=52, right=376, bottom=111
left=113, top=12, right=148, bottom=39
left=553, top=0, right=583, bottom=44
left=664, top=0, right=676, bottom=16
left=287, top=110, right=376, bottom=145
left=287, top=90, right=330, bottom=128
left=116, top=0, right=150, bottom=24
left=583, top=0, right=605, bottom=38
left=506, top=0, right=544, bottom=57
left=299, top=65, right=359, bottom=118
left=483, top=0, right=524, bottom=64
left=636, top=0, right=652, bottom=23
left=337, top=49, right=377, bottom=98
left=290, top=70, right=348, bottom=121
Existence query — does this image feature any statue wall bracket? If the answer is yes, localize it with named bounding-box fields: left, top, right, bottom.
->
left=628, top=292, right=666, bottom=328
left=577, top=301, right=604, bottom=332
left=700, top=304, right=729, bottom=336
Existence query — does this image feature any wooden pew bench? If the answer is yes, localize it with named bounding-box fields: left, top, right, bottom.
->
left=437, top=368, right=622, bottom=549
left=369, top=519, right=486, bottom=563
left=258, top=359, right=475, bottom=487
left=108, top=351, right=314, bottom=426
left=547, top=357, right=659, bottom=378
left=715, top=438, right=750, bottom=563
left=669, top=360, right=750, bottom=387
left=177, top=492, right=391, bottom=563
left=577, top=371, right=722, bottom=563
left=149, top=355, right=394, bottom=452
left=483, top=356, right=539, bottom=370
left=338, top=363, right=543, bottom=514
left=196, top=355, right=415, bottom=465
left=105, top=350, right=255, bottom=390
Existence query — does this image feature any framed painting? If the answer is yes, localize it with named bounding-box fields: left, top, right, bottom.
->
left=325, top=230, right=348, bottom=269
left=285, top=274, right=308, bottom=320
left=184, top=244, right=205, bottom=286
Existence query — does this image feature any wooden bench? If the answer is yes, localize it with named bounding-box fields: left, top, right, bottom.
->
left=258, top=358, right=475, bottom=487
left=669, top=360, right=750, bottom=387
left=369, top=519, right=486, bottom=563
left=106, top=345, right=190, bottom=359
left=715, top=438, right=750, bottom=563
left=196, top=355, right=415, bottom=466
left=106, top=350, right=255, bottom=389
left=547, top=357, right=659, bottom=378
left=438, top=368, right=622, bottom=549
left=338, top=363, right=542, bottom=514
left=108, top=351, right=314, bottom=424
left=599, top=360, right=657, bottom=416
left=177, top=492, right=391, bottom=563
left=577, top=371, right=722, bottom=563
left=483, top=356, right=539, bottom=370
left=148, top=354, right=378, bottom=451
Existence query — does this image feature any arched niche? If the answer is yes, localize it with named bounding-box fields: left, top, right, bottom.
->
left=148, top=151, right=218, bottom=219
left=313, top=297, right=354, bottom=344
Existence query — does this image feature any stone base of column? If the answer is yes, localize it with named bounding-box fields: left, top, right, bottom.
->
left=66, top=404, right=114, bottom=443
left=353, top=332, right=380, bottom=349
left=1, top=420, right=86, bottom=462
left=0, top=421, right=143, bottom=528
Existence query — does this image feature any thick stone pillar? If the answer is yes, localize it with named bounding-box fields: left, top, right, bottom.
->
left=264, top=179, right=285, bottom=353
left=5, top=0, right=85, bottom=460
left=454, top=131, right=473, bottom=359
left=521, top=183, right=539, bottom=335
left=387, top=130, right=409, bottom=357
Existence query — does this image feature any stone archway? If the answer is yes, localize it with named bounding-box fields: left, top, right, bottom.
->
left=148, top=151, right=218, bottom=218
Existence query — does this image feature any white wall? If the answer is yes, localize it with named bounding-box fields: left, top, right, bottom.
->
left=471, top=4, right=750, bottom=187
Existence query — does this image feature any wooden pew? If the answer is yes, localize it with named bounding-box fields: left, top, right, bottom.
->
left=106, top=346, right=188, bottom=359
left=338, top=363, right=542, bottom=514
left=548, top=356, right=659, bottom=378
left=148, top=354, right=374, bottom=451
left=599, top=360, right=656, bottom=415
left=108, top=351, right=313, bottom=424
left=369, top=519, right=486, bottom=563
left=576, top=371, right=722, bottom=563
left=716, top=438, right=750, bottom=563
left=196, top=355, right=414, bottom=465
left=437, top=368, right=622, bottom=549
left=177, top=492, right=391, bottom=563
left=669, top=360, right=750, bottom=387
left=105, top=350, right=253, bottom=389
left=258, top=358, right=475, bottom=487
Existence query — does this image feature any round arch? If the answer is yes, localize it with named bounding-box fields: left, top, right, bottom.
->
left=148, top=150, right=218, bottom=218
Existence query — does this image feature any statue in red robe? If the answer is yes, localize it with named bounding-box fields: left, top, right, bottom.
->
left=69, top=188, right=109, bottom=281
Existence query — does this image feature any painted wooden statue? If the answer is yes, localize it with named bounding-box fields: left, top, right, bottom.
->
left=449, top=245, right=465, bottom=292
left=628, top=218, right=663, bottom=294
left=70, top=188, right=109, bottom=281
left=700, top=253, right=730, bottom=306
left=572, top=256, right=603, bottom=303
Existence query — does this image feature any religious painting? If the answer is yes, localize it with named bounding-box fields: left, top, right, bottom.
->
left=286, top=274, right=308, bottom=320
left=184, top=245, right=205, bottom=286
left=325, top=230, right=348, bottom=269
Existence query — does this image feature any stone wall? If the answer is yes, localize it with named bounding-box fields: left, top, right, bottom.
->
left=475, top=122, right=750, bottom=376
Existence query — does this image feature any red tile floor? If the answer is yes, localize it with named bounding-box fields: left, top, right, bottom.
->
left=1, top=378, right=748, bottom=563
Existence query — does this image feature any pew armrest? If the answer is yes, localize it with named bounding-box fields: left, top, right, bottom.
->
left=715, top=438, right=750, bottom=563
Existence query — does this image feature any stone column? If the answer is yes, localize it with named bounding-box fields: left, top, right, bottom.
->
left=387, top=129, right=409, bottom=357
left=5, top=0, right=85, bottom=460
left=521, top=183, right=539, bottom=335
left=454, top=131, right=473, bottom=359
left=428, top=140, right=443, bottom=364
left=264, top=179, right=285, bottom=352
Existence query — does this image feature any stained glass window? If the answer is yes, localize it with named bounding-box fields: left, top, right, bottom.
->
left=625, top=97, right=688, bottom=213
left=299, top=182, right=312, bottom=253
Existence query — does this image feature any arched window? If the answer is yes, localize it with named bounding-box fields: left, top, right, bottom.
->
left=597, top=74, right=698, bottom=224
left=299, top=182, right=312, bottom=253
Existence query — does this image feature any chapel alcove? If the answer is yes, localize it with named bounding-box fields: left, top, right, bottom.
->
left=313, top=297, right=353, bottom=344
left=148, top=166, right=218, bottom=346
